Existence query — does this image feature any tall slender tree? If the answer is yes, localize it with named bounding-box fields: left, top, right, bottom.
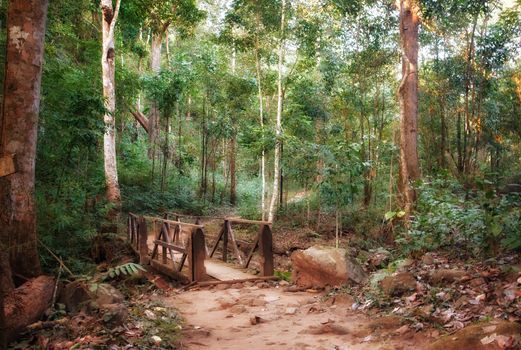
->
left=268, top=0, right=286, bottom=222
left=398, top=0, right=421, bottom=214
left=101, top=0, right=122, bottom=210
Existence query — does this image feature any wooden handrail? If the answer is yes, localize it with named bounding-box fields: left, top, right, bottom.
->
left=225, top=217, right=272, bottom=226
left=153, top=240, right=185, bottom=253
left=142, top=215, right=204, bottom=229
left=170, top=212, right=224, bottom=220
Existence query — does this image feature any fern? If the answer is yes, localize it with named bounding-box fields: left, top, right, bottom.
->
left=102, top=262, right=146, bottom=281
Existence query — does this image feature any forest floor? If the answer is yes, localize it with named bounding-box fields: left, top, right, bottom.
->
left=165, top=282, right=430, bottom=350
left=9, top=213, right=521, bottom=349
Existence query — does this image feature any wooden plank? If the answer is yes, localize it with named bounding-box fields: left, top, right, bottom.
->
left=138, top=217, right=149, bottom=265
left=0, top=154, right=15, bottom=177
left=153, top=240, right=185, bottom=253
left=204, top=259, right=257, bottom=281
left=189, top=228, right=206, bottom=282
left=150, top=260, right=189, bottom=283
left=227, top=221, right=243, bottom=265
left=244, top=234, right=260, bottom=269
left=259, top=225, right=274, bottom=276
left=226, top=217, right=271, bottom=226
left=143, top=215, right=204, bottom=229
left=222, top=220, right=228, bottom=262
left=210, top=225, right=225, bottom=258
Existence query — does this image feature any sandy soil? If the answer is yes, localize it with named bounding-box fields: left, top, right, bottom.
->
left=161, top=284, right=431, bottom=350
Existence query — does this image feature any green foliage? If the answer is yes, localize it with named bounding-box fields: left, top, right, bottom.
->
left=102, top=262, right=147, bottom=281
left=397, top=177, right=521, bottom=255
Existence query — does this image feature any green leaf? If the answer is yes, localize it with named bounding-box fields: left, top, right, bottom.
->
left=385, top=211, right=396, bottom=221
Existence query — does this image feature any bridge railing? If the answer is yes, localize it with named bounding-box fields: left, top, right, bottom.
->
left=209, top=217, right=274, bottom=277
left=127, top=213, right=206, bottom=282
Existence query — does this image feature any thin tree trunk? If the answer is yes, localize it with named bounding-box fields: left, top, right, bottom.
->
left=148, top=33, right=162, bottom=159
left=254, top=12, right=266, bottom=220
left=398, top=0, right=421, bottom=214
left=268, top=0, right=286, bottom=222
left=0, top=0, right=49, bottom=284
left=230, top=44, right=237, bottom=205
left=101, top=0, right=122, bottom=210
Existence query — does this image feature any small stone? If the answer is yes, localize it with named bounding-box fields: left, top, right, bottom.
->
left=422, top=253, right=435, bottom=265
left=215, top=284, right=230, bottom=290
left=430, top=269, right=467, bottom=286
left=279, top=280, right=290, bottom=286
left=101, top=303, right=128, bottom=327
left=469, top=277, right=486, bottom=287
left=285, top=307, right=297, bottom=315
left=230, top=305, right=247, bottom=314
left=251, top=299, right=267, bottom=307
left=151, top=335, right=162, bottom=346
left=380, top=272, right=416, bottom=296
left=144, top=309, right=156, bottom=320
left=257, top=282, right=270, bottom=288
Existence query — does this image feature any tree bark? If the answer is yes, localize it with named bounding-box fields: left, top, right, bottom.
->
left=268, top=0, right=286, bottom=222
left=0, top=0, right=48, bottom=285
left=101, top=0, right=121, bottom=209
left=4, top=276, right=54, bottom=344
left=148, top=33, right=162, bottom=158
left=398, top=0, right=421, bottom=214
left=254, top=13, right=266, bottom=220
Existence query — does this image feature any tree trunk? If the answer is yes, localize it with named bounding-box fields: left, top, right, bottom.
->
left=398, top=0, right=421, bottom=214
left=229, top=135, right=237, bottom=205
left=0, top=0, right=49, bottom=285
left=268, top=0, right=286, bottom=222
left=101, top=0, right=121, bottom=209
left=254, top=12, right=266, bottom=220
left=148, top=33, right=162, bottom=159
left=4, top=276, right=54, bottom=344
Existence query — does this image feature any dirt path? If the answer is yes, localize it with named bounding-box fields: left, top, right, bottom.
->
left=160, top=283, right=431, bottom=350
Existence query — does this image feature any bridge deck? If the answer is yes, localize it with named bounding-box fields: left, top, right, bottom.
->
left=146, top=233, right=256, bottom=281
left=204, top=259, right=256, bottom=281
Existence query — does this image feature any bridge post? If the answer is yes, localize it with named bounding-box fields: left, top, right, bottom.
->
left=138, top=216, right=149, bottom=265
left=259, top=225, right=274, bottom=276
left=189, top=227, right=206, bottom=281
left=222, top=220, right=229, bottom=262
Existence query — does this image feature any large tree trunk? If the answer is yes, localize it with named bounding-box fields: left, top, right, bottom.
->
left=0, top=0, right=49, bottom=285
left=268, top=0, right=286, bottom=222
left=398, top=0, right=421, bottom=214
left=101, top=0, right=121, bottom=208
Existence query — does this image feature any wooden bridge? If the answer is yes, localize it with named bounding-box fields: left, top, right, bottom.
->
left=127, top=212, right=275, bottom=284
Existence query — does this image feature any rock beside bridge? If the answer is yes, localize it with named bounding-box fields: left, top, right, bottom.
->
left=291, top=246, right=367, bottom=288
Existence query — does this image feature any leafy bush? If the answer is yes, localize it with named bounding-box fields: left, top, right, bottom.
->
left=396, top=177, right=521, bottom=255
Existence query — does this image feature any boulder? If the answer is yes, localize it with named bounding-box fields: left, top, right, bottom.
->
left=427, top=320, right=521, bottom=350
left=291, top=246, right=367, bottom=288
left=90, top=283, right=125, bottom=306
left=61, top=281, right=124, bottom=312
left=380, top=272, right=416, bottom=296
left=61, top=281, right=92, bottom=312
